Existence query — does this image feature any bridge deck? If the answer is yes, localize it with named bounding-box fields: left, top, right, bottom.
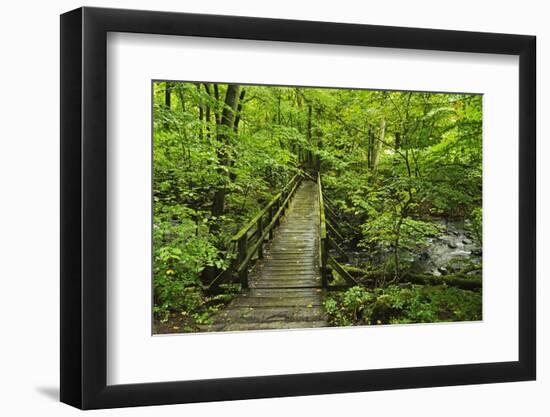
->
left=205, top=180, right=327, bottom=332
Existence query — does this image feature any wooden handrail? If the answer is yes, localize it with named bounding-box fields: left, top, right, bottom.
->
left=231, top=192, right=281, bottom=242
left=231, top=173, right=299, bottom=242
left=318, top=173, right=328, bottom=287
left=318, top=174, right=327, bottom=240
left=318, top=173, right=357, bottom=288
left=210, top=171, right=358, bottom=291
left=208, top=173, right=302, bottom=290
left=236, top=179, right=300, bottom=274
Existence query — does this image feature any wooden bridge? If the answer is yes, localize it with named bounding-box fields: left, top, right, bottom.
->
left=204, top=173, right=357, bottom=332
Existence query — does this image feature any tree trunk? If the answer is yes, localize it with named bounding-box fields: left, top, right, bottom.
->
left=175, top=86, right=185, bottom=112
left=228, top=89, right=246, bottom=182
left=366, top=126, right=373, bottom=170
left=371, top=117, right=385, bottom=174
left=164, top=82, right=171, bottom=109
left=233, top=89, right=246, bottom=133
left=211, top=84, right=241, bottom=217
left=213, top=84, right=221, bottom=124
left=163, top=82, right=172, bottom=129
left=395, top=131, right=401, bottom=149
left=195, top=83, right=204, bottom=141
left=203, top=83, right=213, bottom=140
left=315, top=107, right=322, bottom=172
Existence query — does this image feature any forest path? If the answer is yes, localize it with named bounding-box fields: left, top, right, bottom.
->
left=204, top=180, right=327, bottom=332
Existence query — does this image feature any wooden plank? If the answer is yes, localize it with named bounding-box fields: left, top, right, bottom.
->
left=253, top=276, right=320, bottom=282
left=227, top=302, right=324, bottom=310
left=268, top=250, right=317, bottom=255
left=214, top=306, right=326, bottom=324
left=250, top=285, right=321, bottom=291
left=259, top=268, right=318, bottom=274
left=201, top=320, right=327, bottom=332
left=246, top=288, right=323, bottom=297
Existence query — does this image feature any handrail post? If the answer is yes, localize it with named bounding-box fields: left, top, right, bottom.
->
left=275, top=197, right=281, bottom=226
left=321, top=237, right=329, bottom=288
left=238, top=235, right=249, bottom=288
left=318, top=172, right=329, bottom=288
left=288, top=177, right=294, bottom=206
left=257, top=216, right=264, bottom=259
left=268, top=205, right=274, bottom=239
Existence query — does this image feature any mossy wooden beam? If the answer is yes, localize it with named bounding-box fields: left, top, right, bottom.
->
left=340, top=265, right=482, bottom=291
left=327, top=235, right=349, bottom=261
left=327, top=256, right=358, bottom=286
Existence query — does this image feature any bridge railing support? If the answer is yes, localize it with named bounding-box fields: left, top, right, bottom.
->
left=237, top=234, right=249, bottom=289
left=256, top=217, right=264, bottom=259
left=317, top=173, right=358, bottom=288
left=318, top=173, right=329, bottom=288
left=208, top=173, right=302, bottom=291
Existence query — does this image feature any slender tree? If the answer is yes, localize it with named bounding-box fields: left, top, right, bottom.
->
left=211, top=84, right=242, bottom=217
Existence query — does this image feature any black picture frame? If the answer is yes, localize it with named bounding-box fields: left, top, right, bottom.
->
left=60, top=6, right=536, bottom=410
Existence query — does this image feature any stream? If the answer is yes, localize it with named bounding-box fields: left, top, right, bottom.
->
left=346, top=218, right=482, bottom=276
left=416, top=219, right=481, bottom=276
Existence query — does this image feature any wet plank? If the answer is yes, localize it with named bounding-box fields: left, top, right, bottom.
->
left=203, top=320, right=328, bottom=332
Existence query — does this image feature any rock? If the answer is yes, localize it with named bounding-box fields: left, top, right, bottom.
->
left=438, top=266, right=448, bottom=275
left=419, top=251, right=430, bottom=261
left=470, top=248, right=482, bottom=256
left=447, top=242, right=458, bottom=249
left=462, top=238, right=472, bottom=245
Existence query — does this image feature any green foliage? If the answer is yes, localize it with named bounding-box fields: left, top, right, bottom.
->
left=320, top=91, right=482, bottom=279
left=324, top=285, right=482, bottom=326
left=360, top=206, right=441, bottom=276
left=468, top=207, right=483, bottom=245
left=323, top=286, right=375, bottom=326
left=153, top=204, right=231, bottom=320
left=152, top=80, right=483, bottom=330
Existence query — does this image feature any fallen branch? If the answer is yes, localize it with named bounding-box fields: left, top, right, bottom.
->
left=341, top=265, right=482, bottom=291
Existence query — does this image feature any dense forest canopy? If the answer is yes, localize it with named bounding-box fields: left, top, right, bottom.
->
left=153, top=81, right=482, bottom=331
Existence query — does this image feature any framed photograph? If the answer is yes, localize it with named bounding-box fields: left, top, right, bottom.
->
left=60, top=6, right=536, bottom=409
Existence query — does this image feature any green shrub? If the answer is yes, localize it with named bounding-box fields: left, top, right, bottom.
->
left=153, top=205, right=229, bottom=321
left=324, top=284, right=481, bottom=326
